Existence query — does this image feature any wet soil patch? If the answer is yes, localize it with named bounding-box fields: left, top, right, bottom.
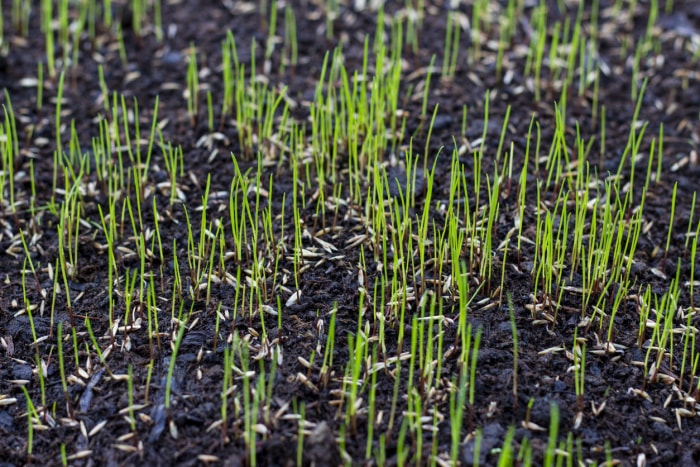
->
left=1, top=0, right=700, bottom=466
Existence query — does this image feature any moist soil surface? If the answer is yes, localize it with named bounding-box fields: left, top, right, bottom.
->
left=1, top=0, right=700, bottom=466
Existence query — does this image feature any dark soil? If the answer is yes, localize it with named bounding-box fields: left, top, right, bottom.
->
left=1, top=0, right=700, bottom=466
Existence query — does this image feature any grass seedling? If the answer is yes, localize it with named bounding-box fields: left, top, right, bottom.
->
left=56, top=322, right=75, bottom=419
left=115, top=23, right=128, bottom=66
left=186, top=44, right=199, bottom=127
left=70, top=327, right=79, bottom=370
left=497, top=426, right=516, bottom=466
left=495, top=0, right=517, bottom=82
left=42, top=0, right=56, bottom=78
left=572, top=332, right=586, bottom=412
left=683, top=192, right=697, bottom=252
left=1, top=98, right=18, bottom=211
left=468, top=326, right=482, bottom=431
left=21, top=386, right=38, bottom=461
left=239, top=337, right=257, bottom=465
left=449, top=321, right=477, bottom=463
left=20, top=258, right=39, bottom=345
left=165, top=314, right=187, bottom=411
left=419, top=55, right=436, bottom=129
left=57, top=0, right=69, bottom=56
left=544, top=402, right=559, bottom=466
left=564, top=3, right=583, bottom=92
left=12, top=0, right=31, bottom=37
left=126, top=364, right=137, bottom=434
left=508, top=294, right=519, bottom=412
left=320, top=307, right=337, bottom=389
left=515, top=433, right=533, bottom=467
left=36, top=62, right=44, bottom=111
left=296, top=401, right=306, bottom=466
left=160, top=131, right=184, bottom=208
left=132, top=0, right=147, bottom=39
left=442, top=11, right=460, bottom=80
left=85, top=317, right=113, bottom=376
left=68, top=2, right=88, bottom=74
left=689, top=221, right=700, bottom=310
left=145, top=275, right=160, bottom=361
left=153, top=0, right=163, bottom=40
left=494, top=105, right=511, bottom=169
left=365, top=345, right=379, bottom=462
left=264, top=0, right=278, bottom=67
left=53, top=69, right=66, bottom=175
left=219, top=343, right=233, bottom=443
left=219, top=32, right=237, bottom=112
left=325, top=0, right=337, bottom=39
left=529, top=1, right=547, bottom=101
left=469, top=0, right=489, bottom=62
left=679, top=305, right=696, bottom=394
left=206, top=90, right=214, bottom=131
left=282, top=5, right=298, bottom=71
left=662, top=182, right=678, bottom=269
left=479, top=170, right=500, bottom=293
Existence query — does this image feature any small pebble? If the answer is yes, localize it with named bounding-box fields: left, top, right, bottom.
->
left=12, top=364, right=33, bottom=381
